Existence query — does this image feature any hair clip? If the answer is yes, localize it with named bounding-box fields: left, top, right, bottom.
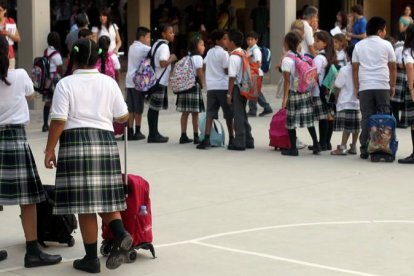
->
left=98, top=48, right=103, bottom=55
left=73, top=46, right=79, bottom=53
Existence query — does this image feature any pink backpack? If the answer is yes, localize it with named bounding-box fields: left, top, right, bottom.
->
left=269, top=108, right=291, bottom=150
left=287, top=53, right=317, bottom=93
left=95, top=52, right=116, bottom=80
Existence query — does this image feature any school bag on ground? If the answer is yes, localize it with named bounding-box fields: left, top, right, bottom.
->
left=367, top=106, right=398, bottom=162
left=269, top=108, right=291, bottom=150
left=32, top=50, right=59, bottom=94
left=231, top=50, right=260, bottom=100
left=36, top=185, right=78, bottom=248
left=133, top=41, right=167, bottom=93
left=260, top=47, right=272, bottom=73
left=199, top=113, right=225, bottom=147
left=287, top=52, right=317, bottom=93
left=101, top=126, right=156, bottom=262
left=95, top=52, right=116, bottom=79
left=170, top=55, right=197, bottom=94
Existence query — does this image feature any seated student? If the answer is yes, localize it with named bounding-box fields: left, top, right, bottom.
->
left=197, top=29, right=234, bottom=149
left=226, top=29, right=254, bottom=151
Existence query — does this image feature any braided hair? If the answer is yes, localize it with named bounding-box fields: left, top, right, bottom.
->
left=0, top=35, right=10, bottom=86
left=98, top=35, right=111, bottom=74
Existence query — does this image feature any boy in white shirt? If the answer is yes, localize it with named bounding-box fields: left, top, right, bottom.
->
left=246, top=31, right=273, bottom=117
left=352, top=17, right=397, bottom=159
left=226, top=30, right=254, bottom=151
left=125, top=27, right=151, bottom=140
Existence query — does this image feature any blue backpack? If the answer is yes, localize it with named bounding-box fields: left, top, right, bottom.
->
left=199, top=113, right=225, bottom=147
left=260, top=47, right=271, bottom=73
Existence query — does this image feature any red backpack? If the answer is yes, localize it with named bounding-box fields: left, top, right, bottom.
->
left=95, top=52, right=116, bottom=79
left=231, top=50, right=261, bottom=100
left=269, top=108, right=291, bottom=150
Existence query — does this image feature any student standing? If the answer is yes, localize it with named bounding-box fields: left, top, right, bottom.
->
left=0, top=35, right=62, bottom=268
left=91, top=7, right=121, bottom=53
left=301, top=5, right=318, bottom=57
left=348, top=5, right=367, bottom=45
left=96, top=35, right=121, bottom=82
left=391, top=32, right=407, bottom=128
left=226, top=29, right=254, bottom=151
left=125, top=27, right=151, bottom=141
left=44, top=39, right=132, bottom=273
left=0, top=0, right=20, bottom=68
left=333, top=33, right=348, bottom=67
left=352, top=17, right=397, bottom=159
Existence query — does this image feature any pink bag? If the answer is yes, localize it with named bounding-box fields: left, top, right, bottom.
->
left=269, top=108, right=291, bottom=150
left=113, top=122, right=124, bottom=136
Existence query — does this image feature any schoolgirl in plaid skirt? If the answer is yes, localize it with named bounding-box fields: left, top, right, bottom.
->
left=392, top=39, right=407, bottom=126
left=45, top=39, right=132, bottom=272
left=175, top=36, right=206, bottom=144
left=280, top=32, right=320, bottom=156
left=0, top=35, right=62, bottom=268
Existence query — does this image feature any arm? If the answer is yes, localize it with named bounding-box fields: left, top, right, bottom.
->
left=114, top=28, right=122, bottom=53
left=282, top=72, right=290, bottom=108
left=115, top=113, right=129, bottom=123
left=26, top=94, right=35, bottom=101
left=227, top=77, right=236, bottom=104
left=352, top=63, right=360, bottom=97
left=44, top=120, right=66, bottom=169
left=389, top=62, right=397, bottom=97
left=159, top=54, right=177, bottom=68
left=349, top=33, right=367, bottom=40
left=196, top=68, right=205, bottom=88
left=4, top=27, right=21, bottom=43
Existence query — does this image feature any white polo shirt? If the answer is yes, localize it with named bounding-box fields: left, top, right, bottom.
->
left=45, top=46, right=63, bottom=74
left=281, top=51, right=299, bottom=91
left=334, top=64, right=359, bottom=111
left=312, top=51, right=328, bottom=97
left=0, top=69, right=34, bottom=125
left=151, top=39, right=171, bottom=86
left=300, top=20, right=314, bottom=56
left=126, top=41, right=151, bottom=88
left=50, top=69, right=128, bottom=131
left=352, top=35, right=396, bottom=91
left=92, top=24, right=119, bottom=53
left=403, top=48, right=414, bottom=65
left=203, top=45, right=229, bottom=91
left=229, top=48, right=244, bottom=85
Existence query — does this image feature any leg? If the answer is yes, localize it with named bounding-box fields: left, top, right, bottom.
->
left=20, top=204, right=37, bottom=242
left=191, top=112, right=200, bottom=144
left=391, top=101, right=400, bottom=123
left=248, top=100, right=257, bottom=115
left=307, top=126, right=321, bottom=154
left=318, top=120, right=328, bottom=149
left=42, top=101, right=51, bottom=132
left=327, top=120, right=334, bottom=149
left=180, top=112, right=193, bottom=143
left=341, top=132, right=351, bottom=146
left=133, top=113, right=145, bottom=140
left=358, top=91, right=377, bottom=154
left=258, top=92, right=273, bottom=116
left=78, top=213, right=98, bottom=244
left=231, top=88, right=247, bottom=149
left=147, top=108, right=157, bottom=138
left=282, top=129, right=298, bottom=156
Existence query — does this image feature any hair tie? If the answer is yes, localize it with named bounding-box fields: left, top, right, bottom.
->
left=73, top=46, right=79, bottom=53
left=98, top=48, right=103, bottom=55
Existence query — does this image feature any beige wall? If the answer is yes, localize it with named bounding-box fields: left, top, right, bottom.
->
left=127, top=0, right=151, bottom=46
left=364, top=0, right=392, bottom=31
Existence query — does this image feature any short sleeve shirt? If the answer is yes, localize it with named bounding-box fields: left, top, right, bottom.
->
left=152, top=39, right=171, bottom=86
left=126, top=41, right=151, bottom=88
left=228, top=48, right=243, bottom=84
left=45, top=46, right=63, bottom=74
left=92, top=24, right=119, bottom=53
left=334, top=64, right=359, bottom=111
left=281, top=51, right=299, bottom=91
left=203, top=46, right=229, bottom=91
left=403, top=48, right=414, bottom=64
left=300, top=20, right=314, bottom=55
left=351, top=16, right=367, bottom=45
left=249, top=45, right=263, bottom=76
left=312, top=52, right=328, bottom=97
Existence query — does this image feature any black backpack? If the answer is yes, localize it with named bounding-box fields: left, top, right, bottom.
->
left=31, top=50, right=58, bottom=95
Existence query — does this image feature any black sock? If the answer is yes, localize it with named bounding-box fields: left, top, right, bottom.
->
left=327, top=121, right=334, bottom=145
left=147, top=109, right=157, bottom=137
left=26, top=240, right=41, bottom=256
left=108, top=219, right=127, bottom=238
left=128, top=127, right=133, bottom=135
left=194, top=132, right=199, bottom=138
left=318, top=120, right=328, bottom=146
left=411, top=130, right=414, bottom=154
left=391, top=101, right=400, bottom=122
left=288, top=129, right=297, bottom=150
left=307, top=126, right=318, bottom=145
left=181, top=132, right=187, bottom=138
left=205, top=134, right=210, bottom=139
left=83, top=242, right=97, bottom=260
left=43, top=106, right=50, bottom=126
left=135, top=125, right=141, bottom=134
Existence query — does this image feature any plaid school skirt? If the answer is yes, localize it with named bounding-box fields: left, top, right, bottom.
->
left=312, top=96, right=328, bottom=121
left=146, top=84, right=168, bottom=111
left=286, top=91, right=314, bottom=130
left=53, top=128, right=126, bottom=215
left=402, top=89, right=414, bottom=126
left=391, top=69, right=407, bottom=103
left=0, top=125, right=45, bottom=205
left=334, top=110, right=361, bottom=133
left=176, top=85, right=205, bottom=113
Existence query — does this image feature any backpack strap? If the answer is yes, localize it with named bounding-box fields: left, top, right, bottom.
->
left=148, top=41, right=168, bottom=84
left=44, top=49, right=59, bottom=59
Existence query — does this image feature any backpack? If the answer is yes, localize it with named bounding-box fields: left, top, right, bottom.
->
left=260, top=47, right=272, bottom=73
left=95, top=52, right=116, bottom=79
left=32, top=50, right=59, bottom=94
left=287, top=52, right=317, bottom=93
left=133, top=41, right=166, bottom=92
left=231, top=50, right=260, bottom=100
left=199, top=113, right=225, bottom=147
left=170, top=55, right=197, bottom=94
left=269, top=108, right=291, bottom=150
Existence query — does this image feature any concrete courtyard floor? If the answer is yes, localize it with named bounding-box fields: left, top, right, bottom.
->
left=0, top=85, right=414, bottom=276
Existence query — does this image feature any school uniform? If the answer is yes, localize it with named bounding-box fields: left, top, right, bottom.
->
left=402, top=48, right=414, bottom=126
left=50, top=69, right=128, bottom=215
left=336, top=50, right=347, bottom=68
left=392, top=41, right=407, bottom=104
left=176, top=55, right=205, bottom=113
left=333, top=64, right=361, bottom=133
left=146, top=39, right=171, bottom=111
left=44, top=46, right=63, bottom=101
left=229, top=48, right=254, bottom=149
left=312, top=51, right=329, bottom=121
left=126, top=41, right=151, bottom=114
left=0, top=69, right=45, bottom=205
left=204, top=45, right=233, bottom=120
left=92, top=24, right=119, bottom=53
left=281, top=52, right=314, bottom=129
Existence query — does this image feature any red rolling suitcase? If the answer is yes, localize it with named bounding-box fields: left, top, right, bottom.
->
left=101, top=125, right=155, bottom=262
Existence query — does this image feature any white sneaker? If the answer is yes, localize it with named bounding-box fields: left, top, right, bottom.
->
left=296, top=139, right=306, bottom=150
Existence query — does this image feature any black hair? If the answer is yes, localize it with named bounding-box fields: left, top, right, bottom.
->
left=246, top=31, right=259, bottom=40
left=351, top=4, right=363, bottom=16
left=337, top=11, right=348, bottom=30
left=99, top=7, right=112, bottom=30
left=98, top=35, right=111, bottom=74
left=404, top=24, right=414, bottom=57
left=315, top=31, right=337, bottom=65
left=228, top=29, right=243, bottom=47
left=398, top=31, right=407, bottom=42
left=0, top=0, right=7, bottom=10
left=65, top=38, right=99, bottom=75
left=158, top=23, right=173, bottom=38
left=75, top=13, right=89, bottom=28
left=346, top=44, right=355, bottom=61
left=284, top=31, right=301, bottom=52
left=366, top=16, right=386, bottom=36
left=136, top=26, right=150, bottom=40
left=211, top=29, right=227, bottom=45
left=47, top=32, right=61, bottom=52
left=78, top=28, right=93, bottom=39
left=188, top=35, right=203, bottom=55
left=303, top=5, right=318, bottom=19
left=0, top=35, right=10, bottom=85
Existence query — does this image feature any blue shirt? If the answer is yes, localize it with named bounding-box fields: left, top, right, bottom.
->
left=352, top=16, right=367, bottom=45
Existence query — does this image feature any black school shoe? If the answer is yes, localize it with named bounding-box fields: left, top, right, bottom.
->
left=196, top=139, right=211, bottom=149
left=398, top=154, right=414, bottom=164
left=73, top=257, right=100, bottom=273
left=281, top=148, right=299, bottom=156
left=42, top=125, right=49, bottom=132
left=133, top=132, right=146, bottom=141
left=0, top=250, right=7, bottom=262
left=312, top=143, right=322, bottom=155
left=147, top=134, right=169, bottom=143
left=106, top=233, right=133, bottom=270
left=227, top=144, right=245, bottom=151
left=360, top=147, right=369, bottom=160
left=24, top=252, right=62, bottom=268
left=179, top=135, right=193, bottom=144
left=259, top=108, right=273, bottom=117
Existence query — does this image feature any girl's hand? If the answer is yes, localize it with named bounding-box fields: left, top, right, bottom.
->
left=282, top=98, right=288, bottom=109
left=226, top=94, right=232, bottom=105
left=44, top=151, right=57, bottom=169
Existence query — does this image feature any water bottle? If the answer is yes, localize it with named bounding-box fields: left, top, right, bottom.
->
left=139, top=205, right=148, bottom=216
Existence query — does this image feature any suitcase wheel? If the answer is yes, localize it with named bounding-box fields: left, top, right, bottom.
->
left=370, top=155, right=380, bottom=162
left=100, top=241, right=112, bottom=257
left=67, top=237, right=75, bottom=247
left=126, top=250, right=137, bottom=263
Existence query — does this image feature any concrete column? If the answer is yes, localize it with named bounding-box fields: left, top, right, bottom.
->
left=127, top=0, right=151, bottom=47
left=269, top=0, right=296, bottom=84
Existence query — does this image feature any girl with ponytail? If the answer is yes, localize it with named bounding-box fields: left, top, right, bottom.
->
left=95, top=35, right=120, bottom=82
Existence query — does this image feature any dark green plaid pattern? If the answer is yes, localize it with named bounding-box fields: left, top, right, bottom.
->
left=402, top=87, right=414, bottom=126
left=54, top=128, right=126, bottom=215
left=146, top=85, right=168, bottom=111
left=176, top=85, right=205, bottom=113
left=391, top=68, right=407, bottom=103
left=334, top=110, right=361, bottom=133
left=312, top=96, right=328, bottom=121
left=286, top=91, right=314, bottom=130
left=0, top=125, right=45, bottom=205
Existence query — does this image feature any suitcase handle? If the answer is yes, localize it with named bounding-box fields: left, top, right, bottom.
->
left=123, top=123, right=129, bottom=195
